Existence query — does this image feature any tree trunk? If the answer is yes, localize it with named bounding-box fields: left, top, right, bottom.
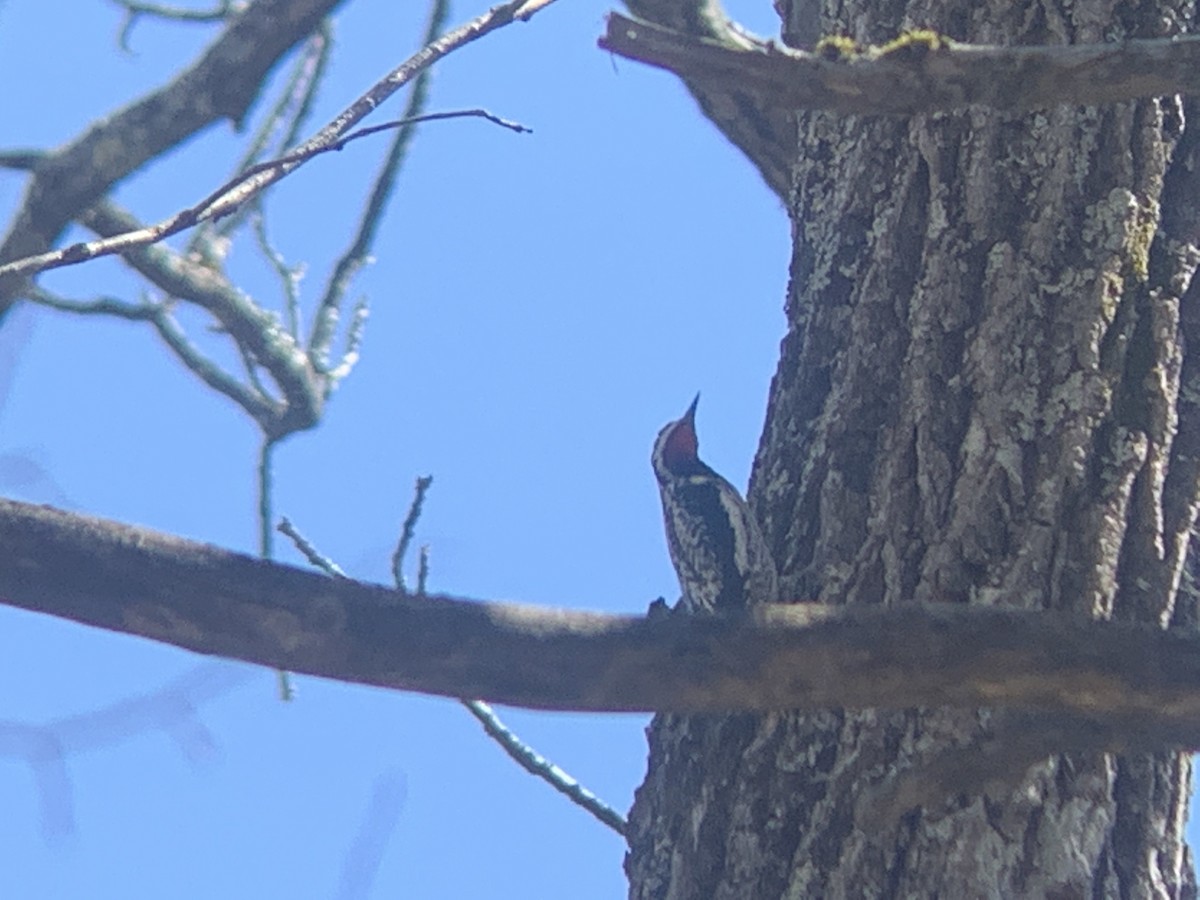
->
left=625, top=0, right=1200, bottom=895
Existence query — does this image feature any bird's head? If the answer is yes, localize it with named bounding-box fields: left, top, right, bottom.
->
left=652, top=394, right=702, bottom=481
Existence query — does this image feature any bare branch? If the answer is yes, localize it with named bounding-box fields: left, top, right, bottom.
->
left=195, top=21, right=334, bottom=253
left=0, top=0, right=545, bottom=288
left=21, top=282, right=280, bottom=424
left=22, top=285, right=159, bottom=321
left=600, top=15, right=1200, bottom=116
left=274, top=20, right=336, bottom=157
left=461, top=698, right=629, bottom=834
left=311, top=3, right=438, bottom=361
left=393, top=476, right=434, bottom=594
left=278, top=509, right=628, bottom=835
left=310, top=0, right=452, bottom=365
left=3, top=499, right=1200, bottom=758
left=417, top=545, right=430, bottom=596
left=258, top=438, right=277, bottom=560
left=111, top=0, right=244, bottom=24
left=250, top=210, right=305, bottom=338
left=150, top=306, right=282, bottom=424
left=0, top=0, right=347, bottom=311
left=75, top=200, right=318, bottom=438
left=257, top=438, right=292, bottom=700
left=112, top=0, right=245, bottom=54
left=278, top=516, right=346, bottom=577
left=324, top=295, right=368, bottom=386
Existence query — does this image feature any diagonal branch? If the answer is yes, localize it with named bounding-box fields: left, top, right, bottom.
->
left=309, top=0, right=451, bottom=367
left=0, top=0, right=348, bottom=312
left=22, top=283, right=283, bottom=425
left=2, top=498, right=1200, bottom=759
left=193, top=20, right=334, bottom=258
left=76, top=201, right=318, bottom=437
left=0, top=0, right=550, bottom=288
left=279, top=508, right=629, bottom=835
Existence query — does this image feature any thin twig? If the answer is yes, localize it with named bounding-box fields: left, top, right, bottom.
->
left=278, top=517, right=346, bottom=576
left=250, top=210, right=305, bottom=338
left=259, top=438, right=293, bottom=701
left=74, top=199, right=314, bottom=438
left=0, top=107, right=528, bottom=284
left=259, top=437, right=276, bottom=561
left=460, top=699, right=628, bottom=835
left=230, top=321, right=273, bottom=400
left=277, top=19, right=335, bottom=154
left=309, top=0, right=452, bottom=364
left=112, top=0, right=242, bottom=22
left=23, top=282, right=278, bottom=424
left=277, top=491, right=627, bottom=834
left=325, top=296, right=368, bottom=387
left=0, top=0, right=347, bottom=317
left=113, top=0, right=244, bottom=54
left=0, top=0, right=547, bottom=284
left=392, top=476, right=433, bottom=593
left=149, top=305, right=280, bottom=427
left=417, top=546, right=430, bottom=596
left=383, top=479, right=628, bottom=835
left=196, top=21, right=334, bottom=252
left=112, top=0, right=243, bottom=21
left=22, top=285, right=159, bottom=320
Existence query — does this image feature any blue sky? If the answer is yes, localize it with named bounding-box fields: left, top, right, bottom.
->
left=0, top=1, right=1189, bottom=898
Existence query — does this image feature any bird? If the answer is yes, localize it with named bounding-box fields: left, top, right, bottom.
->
left=651, top=395, right=778, bottom=613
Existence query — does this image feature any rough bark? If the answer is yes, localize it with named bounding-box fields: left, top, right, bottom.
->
left=626, top=0, right=1200, bottom=895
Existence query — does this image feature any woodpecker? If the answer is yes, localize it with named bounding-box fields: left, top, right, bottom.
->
left=652, top=395, right=778, bottom=613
